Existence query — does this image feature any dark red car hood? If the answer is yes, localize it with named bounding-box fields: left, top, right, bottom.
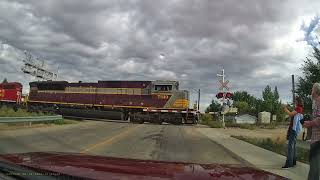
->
left=0, top=152, right=286, bottom=180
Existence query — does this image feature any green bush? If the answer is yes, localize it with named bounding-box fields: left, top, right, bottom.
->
left=53, top=119, right=77, bottom=125
left=32, top=119, right=76, bottom=125
left=200, top=113, right=214, bottom=123
left=53, top=119, right=66, bottom=125
left=206, top=120, right=223, bottom=128
left=199, top=114, right=224, bottom=128
left=225, top=121, right=256, bottom=130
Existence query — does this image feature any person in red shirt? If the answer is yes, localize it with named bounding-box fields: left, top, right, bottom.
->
left=282, top=97, right=303, bottom=168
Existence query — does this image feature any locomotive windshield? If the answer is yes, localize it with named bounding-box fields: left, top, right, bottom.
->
left=155, top=85, right=172, bottom=91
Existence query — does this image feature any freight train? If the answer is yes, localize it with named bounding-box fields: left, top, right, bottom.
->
left=0, top=80, right=198, bottom=124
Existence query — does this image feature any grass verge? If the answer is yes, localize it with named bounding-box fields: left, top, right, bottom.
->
left=225, top=122, right=256, bottom=130
left=32, top=119, right=78, bottom=125
left=0, top=106, right=45, bottom=117
left=0, top=106, right=79, bottom=129
left=232, top=135, right=309, bottom=164
left=200, top=113, right=287, bottom=130
left=202, top=120, right=224, bottom=128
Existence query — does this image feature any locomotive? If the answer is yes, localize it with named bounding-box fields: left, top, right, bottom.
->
left=0, top=82, right=23, bottom=109
left=1, top=80, right=197, bottom=124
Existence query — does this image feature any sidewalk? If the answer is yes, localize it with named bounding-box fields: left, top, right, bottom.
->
left=196, top=126, right=309, bottom=180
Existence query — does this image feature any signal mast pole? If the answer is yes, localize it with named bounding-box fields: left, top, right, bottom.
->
left=217, top=69, right=226, bottom=128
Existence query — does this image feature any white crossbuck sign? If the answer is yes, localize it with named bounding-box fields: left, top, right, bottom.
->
left=219, top=80, right=230, bottom=91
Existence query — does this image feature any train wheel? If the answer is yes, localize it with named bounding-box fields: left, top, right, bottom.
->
left=138, top=119, right=144, bottom=124
left=13, top=105, right=18, bottom=112
left=156, top=114, right=162, bottom=125
left=130, top=115, right=137, bottom=123
left=174, top=118, right=182, bottom=125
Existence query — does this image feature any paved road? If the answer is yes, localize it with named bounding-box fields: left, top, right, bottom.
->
left=0, top=121, right=243, bottom=165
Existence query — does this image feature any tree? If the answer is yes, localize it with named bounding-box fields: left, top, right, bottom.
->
left=233, top=101, right=250, bottom=114
left=255, top=99, right=264, bottom=114
left=262, top=85, right=274, bottom=113
left=296, top=42, right=320, bottom=114
left=273, top=86, right=280, bottom=110
left=274, top=86, right=279, bottom=100
left=2, top=78, right=7, bottom=83
left=233, top=91, right=257, bottom=115
left=261, top=85, right=282, bottom=117
left=233, top=91, right=257, bottom=110
left=205, top=100, right=222, bottom=113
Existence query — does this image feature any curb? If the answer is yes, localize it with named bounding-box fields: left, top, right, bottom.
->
left=206, top=135, right=254, bottom=167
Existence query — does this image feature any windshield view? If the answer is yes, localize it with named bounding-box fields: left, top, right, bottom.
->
left=0, top=0, right=319, bottom=180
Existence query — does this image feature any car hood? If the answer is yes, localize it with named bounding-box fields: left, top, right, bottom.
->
left=0, top=152, right=287, bottom=180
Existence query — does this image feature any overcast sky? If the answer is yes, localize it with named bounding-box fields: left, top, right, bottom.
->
left=0, top=0, right=320, bottom=111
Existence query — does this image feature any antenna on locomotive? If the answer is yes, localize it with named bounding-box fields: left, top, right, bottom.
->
left=56, top=64, right=60, bottom=80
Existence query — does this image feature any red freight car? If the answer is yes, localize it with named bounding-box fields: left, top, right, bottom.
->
left=28, top=80, right=197, bottom=124
left=0, top=82, right=23, bottom=107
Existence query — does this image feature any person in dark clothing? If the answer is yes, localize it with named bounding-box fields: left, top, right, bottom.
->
left=282, top=97, right=304, bottom=169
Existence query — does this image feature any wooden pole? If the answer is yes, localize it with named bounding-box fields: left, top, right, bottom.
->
left=292, top=74, right=295, bottom=105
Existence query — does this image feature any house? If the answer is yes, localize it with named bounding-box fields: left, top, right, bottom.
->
left=234, top=114, right=257, bottom=124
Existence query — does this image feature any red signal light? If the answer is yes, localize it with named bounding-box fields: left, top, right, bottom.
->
left=216, top=92, right=233, bottom=99
left=216, top=92, right=224, bottom=99
left=226, top=92, right=233, bottom=99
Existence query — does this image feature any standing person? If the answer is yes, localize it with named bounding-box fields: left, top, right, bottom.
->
left=302, top=83, right=320, bottom=180
left=282, top=97, right=304, bottom=169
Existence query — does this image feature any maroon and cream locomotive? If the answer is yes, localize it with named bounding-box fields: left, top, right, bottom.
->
left=27, top=80, right=197, bottom=124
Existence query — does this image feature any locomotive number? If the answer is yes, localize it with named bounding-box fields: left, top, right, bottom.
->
left=157, top=95, right=169, bottom=100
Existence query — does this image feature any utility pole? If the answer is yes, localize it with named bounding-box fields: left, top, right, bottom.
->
left=197, top=89, right=200, bottom=112
left=191, top=88, right=200, bottom=111
left=292, top=74, right=295, bottom=105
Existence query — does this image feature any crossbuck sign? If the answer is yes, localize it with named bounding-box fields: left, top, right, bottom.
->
left=219, top=80, right=229, bottom=91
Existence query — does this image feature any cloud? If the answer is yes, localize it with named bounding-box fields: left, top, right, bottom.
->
left=0, top=0, right=319, bottom=111
left=300, top=15, right=320, bottom=45
left=116, top=59, right=147, bottom=74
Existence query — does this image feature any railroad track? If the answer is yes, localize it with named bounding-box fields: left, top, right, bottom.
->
left=62, top=116, right=130, bottom=123
left=62, top=115, right=196, bottom=126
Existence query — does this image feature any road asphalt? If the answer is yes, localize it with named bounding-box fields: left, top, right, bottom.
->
left=0, top=121, right=242, bottom=165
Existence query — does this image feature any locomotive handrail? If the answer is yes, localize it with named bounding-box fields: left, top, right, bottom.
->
left=0, top=115, right=62, bottom=123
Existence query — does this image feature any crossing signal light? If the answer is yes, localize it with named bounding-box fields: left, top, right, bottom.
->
left=216, top=92, right=233, bottom=99
left=216, top=92, right=224, bottom=99
left=226, top=92, right=233, bottom=99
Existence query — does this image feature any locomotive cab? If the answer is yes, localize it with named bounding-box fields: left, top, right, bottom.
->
left=152, top=80, right=179, bottom=93
left=0, top=82, right=23, bottom=106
